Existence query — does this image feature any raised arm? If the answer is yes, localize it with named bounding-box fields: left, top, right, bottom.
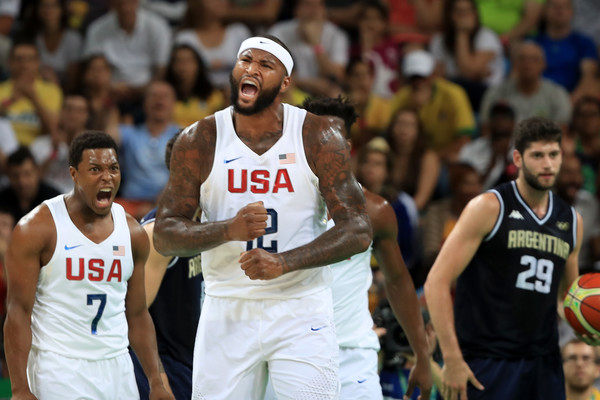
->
left=4, top=207, right=54, bottom=399
left=154, top=120, right=267, bottom=257
left=424, top=193, right=498, bottom=399
left=124, top=216, right=173, bottom=400
left=368, top=191, right=432, bottom=400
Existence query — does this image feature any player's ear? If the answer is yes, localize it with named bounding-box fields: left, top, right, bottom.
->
left=513, top=149, right=522, bottom=169
left=70, top=166, right=77, bottom=182
left=279, top=76, right=291, bottom=94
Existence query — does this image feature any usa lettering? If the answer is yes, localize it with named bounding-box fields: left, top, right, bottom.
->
left=66, top=258, right=122, bottom=282
left=228, top=169, right=295, bottom=193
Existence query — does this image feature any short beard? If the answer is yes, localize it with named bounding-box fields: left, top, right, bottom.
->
left=230, top=73, right=282, bottom=116
left=522, top=160, right=554, bottom=191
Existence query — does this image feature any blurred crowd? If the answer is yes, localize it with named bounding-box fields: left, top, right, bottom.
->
left=0, top=0, right=599, bottom=394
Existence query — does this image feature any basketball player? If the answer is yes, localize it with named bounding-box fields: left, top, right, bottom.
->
left=425, top=117, right=583, bottom=400
left=131, top=131, right=204, bottom=400
left=154, top=35, right=372, bottom=399
left=301, top=96, right=432, bottom=400
left=4, top=132, right=173, bottom=400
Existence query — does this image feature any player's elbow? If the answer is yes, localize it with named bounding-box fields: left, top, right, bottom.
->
left=152, top=220, right=174, bottom=256
left=354, top=215, right=373, bottom=253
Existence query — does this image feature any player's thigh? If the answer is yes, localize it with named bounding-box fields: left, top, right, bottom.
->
left=267, top=292, right=340, bottom=400
left=28, top=349, right=138, bottom=400
left=338, top=347, right=382, bottom=400
left=192, top=296, right=267, bottom=400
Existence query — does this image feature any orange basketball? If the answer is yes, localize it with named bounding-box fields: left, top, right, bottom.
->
left=564, top=273, right=600, bottom=336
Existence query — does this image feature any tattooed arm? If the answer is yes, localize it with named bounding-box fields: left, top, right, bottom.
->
left=240, top=114, right=372, bottom=279
left=153, top=118, right=268, bottom=256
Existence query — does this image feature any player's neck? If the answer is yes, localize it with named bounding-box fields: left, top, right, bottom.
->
left=233, top=103, right=284, bottom=140
left=64, top=193, right=112, bottom=226
left=566, top=385, right=595, bottom=400
left=515, top=178, right=550, bottom=217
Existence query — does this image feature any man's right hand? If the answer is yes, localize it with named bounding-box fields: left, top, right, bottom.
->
left=226, top=201, right=268, bottom=241
left=441, top=358, right=484, bottom=400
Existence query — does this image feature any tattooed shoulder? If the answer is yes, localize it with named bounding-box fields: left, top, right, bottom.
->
left=176, top=116, right=217, bottom=183
left=302, top=113, right=348, bottom=174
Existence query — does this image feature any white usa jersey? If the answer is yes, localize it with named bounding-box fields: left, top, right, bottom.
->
left=200, top=104, right=330, bottom=299
left=329, top=219, right=379, bottom=350
left=31, top=195, right=134, bottom=359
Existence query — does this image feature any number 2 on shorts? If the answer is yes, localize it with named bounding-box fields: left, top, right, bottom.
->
left=87, top=293, right=107, bottom=334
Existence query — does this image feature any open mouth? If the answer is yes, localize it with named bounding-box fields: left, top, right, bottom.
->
left=96, top=188, right=112, bottom=208
left=240, top=80, right=258, bottom=99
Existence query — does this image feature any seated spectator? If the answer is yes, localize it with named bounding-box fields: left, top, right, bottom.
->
left=344, top=58, right=393, bottom=151
left=385, top=108, right=440, bottom=211
left=0, top=40, right=62, bottom=147
left=268, top=0, right=349, bottom=96
left=108, top=80, right=179, bottom=220
left=459, top=101, right=517, bottom=190
left=79, top=54, right=120, bottom=131
left=0, top=147, right=61, bottom=223
left=19, top=0, right=83, bottom=91
left=140, top=0, right=187, bottom=27
left=83, top=0, right=171, bottom=106
left=572, top=0, right=600, bottom=53
left=475, top=0, right=545, bottom=43
left=174, top=0, right=251, bottom=91
left=479, top=41, right=572, bottom=129
left=570, top=96, right=600, bottom=194
left=391, top=49, right=476, bottom=162
left=165, top=44, right=225, bottom=128
left=429, top=0, right=504, bottom=111
left=350, top=0, right=401, bottom=98
left=532, top=0, right=598, bottom=101
left=562, top=339, right=600, bottom=400
left=554, top=153, right=600, bottom=274
left=224, top=0, right=283, bottom=35
left=30, top=93, right=89, bottom=193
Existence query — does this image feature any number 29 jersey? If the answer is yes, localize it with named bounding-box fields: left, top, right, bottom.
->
left=200, top=104, right=329, bottom=299
left=455, top=181, right=577, bottom=359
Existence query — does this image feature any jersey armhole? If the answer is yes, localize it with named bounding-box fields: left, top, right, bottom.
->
left=483, top=189, right=504, bottom=242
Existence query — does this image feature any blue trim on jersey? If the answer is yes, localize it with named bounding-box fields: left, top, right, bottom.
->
left=483, top=189, right=504, bottom=242
left=510, top=181, right=553, bottom=225
left=571, top=206, right=577, bottom=250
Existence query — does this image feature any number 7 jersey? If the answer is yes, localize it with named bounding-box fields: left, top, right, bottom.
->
left=200, top=104, right=329, bottom=299
left=31, top=195, right=134, bottom=359
left=455, top=181, right=577, bottom=359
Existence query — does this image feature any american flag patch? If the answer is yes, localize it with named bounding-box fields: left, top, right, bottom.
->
left=279, top=153, right=296, bottom=165
left=113, top=245, right=125, bottom=256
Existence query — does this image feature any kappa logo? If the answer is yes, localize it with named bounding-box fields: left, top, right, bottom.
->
left=508, top=210, right=525, bottom=220
left=556, top=221, right=570, bottom=231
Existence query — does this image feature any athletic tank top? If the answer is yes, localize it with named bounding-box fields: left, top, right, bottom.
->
left=31, top=195, right=134, bottom=359
left=141, top=209, right=203, bottom=367
left=455, top=181, right=577, bottom=359
left=328, top=218, right=379, bottom=350
left=200, top=104, right=329, bottom=299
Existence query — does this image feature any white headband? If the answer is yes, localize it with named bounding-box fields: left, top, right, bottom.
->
left=237, top=37, right=294, bottom=76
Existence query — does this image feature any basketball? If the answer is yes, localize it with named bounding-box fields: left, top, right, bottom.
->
left=564, top=273, right=600, bottom=336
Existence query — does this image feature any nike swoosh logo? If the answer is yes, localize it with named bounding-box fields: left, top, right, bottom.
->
left=357, top=379, right=367, bottom=384
left=64, top=244, right=82, bottom=251
left=224, top=156, right=242, bottom=164
left=259, top=40, right=268, bottom=44
left=310, top=325, right=327, bottom=331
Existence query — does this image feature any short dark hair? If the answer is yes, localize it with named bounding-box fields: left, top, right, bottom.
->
left=7, top=146, right=36, bottom=168
left=490, top=101, right=516, bottom=120
left=69, top=131, right=119, bottom=168
left=302, top=95, right=358, bottom=136
left=514, top=117, right=562, bottom=154
left=165, top=130, right=182, bottom=169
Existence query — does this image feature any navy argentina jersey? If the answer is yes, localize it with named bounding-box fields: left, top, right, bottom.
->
left=455, top=181, right=577, bottom=359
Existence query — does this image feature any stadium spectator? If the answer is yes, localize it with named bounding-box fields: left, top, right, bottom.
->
left=572, top=0, right=600, bottom=51
left=19, top=0, right=83, bottom=91
left=562, top=338, right=600, bottom=400
left=140, top=0, right=187, bottom=26
left=165, top=43, right=225, bottom=128
left=459, top=101, right=517, bottom=190
left=429, top=0, right=505, bottom=111
left=83, top=0, right=171, bottom=106
left=79, top=54, right=120, bottom=131
left=570, top=96, right=600, bottom=195
left=108, top=80, right=179, bottom=220
left=0, top=147, right=61, bottom=223
left=0, top=118, right=18, bottom=176
left=386, top=108, right=440, bottom=212
left=391, top=49, right=475, bottom=162
left=350, top=0, right=401, bottom=98
left=30, top=93, right=89, bottom=194
left=475, top=0, right=544, bottom=43
left=225, top=0, right=283, bottom=35
left=174, top=0, right=251, bottom=91
left=268, top=0, right=349, bottom=96
left=532, top=0, right=598, bottom=100
left=0, top=0, right=20, bottom=78
left=479, top=41, right=572, bottom=129
left=0, top=40, right=62, bottom=147
left=555, top=153, right=600, bottom=274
